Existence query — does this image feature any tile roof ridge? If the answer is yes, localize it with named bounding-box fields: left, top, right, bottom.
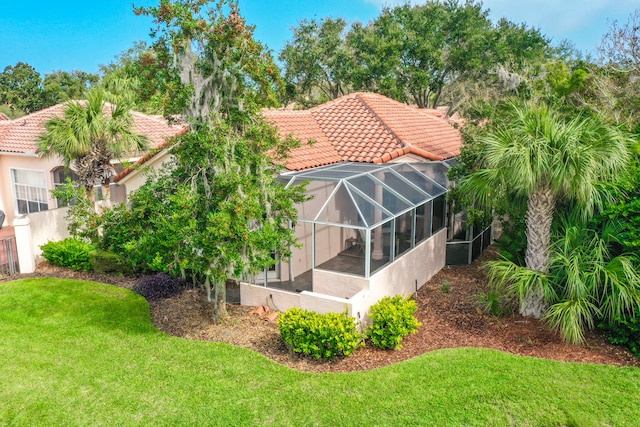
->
left=129, top=109, right=182, bottom=125
left=6, top=102, right=68, bottom=123
left=306, top=92, right=361, bottom=113
left=353, top=92, right=404, bottom=147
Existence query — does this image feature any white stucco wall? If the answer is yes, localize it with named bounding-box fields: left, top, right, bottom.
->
left=312, top=269, right=369, bottom=298
left=362, top=229, right=446, bottom=315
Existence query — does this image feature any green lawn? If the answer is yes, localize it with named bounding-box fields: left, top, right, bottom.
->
left=1, top=278, right=639, bottom=426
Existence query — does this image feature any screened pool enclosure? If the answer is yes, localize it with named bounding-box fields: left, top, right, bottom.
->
left=261, top=162, right=452, bottom=291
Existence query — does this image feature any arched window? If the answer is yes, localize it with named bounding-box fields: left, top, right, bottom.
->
left=51, top=166, right=79, bottom=208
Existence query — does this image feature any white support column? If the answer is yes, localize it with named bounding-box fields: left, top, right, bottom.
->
left=13, top=215, right=35, bottom=273
left=372, top=181, right=384, bottom=261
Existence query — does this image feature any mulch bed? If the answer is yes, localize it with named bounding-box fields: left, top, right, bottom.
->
left=9, top=247, right=639, bottom=372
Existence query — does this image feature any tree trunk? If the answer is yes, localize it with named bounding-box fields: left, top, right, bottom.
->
left=85, top=185, right=95, bottom=203
left=522, top=187, right=555, bottom=318
left=212, top=279, right=228, bottom=321
left=101, top=183, right=112, bottom=208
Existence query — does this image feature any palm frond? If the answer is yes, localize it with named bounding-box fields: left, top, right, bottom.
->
left=485, top=259, right=555, bottom=308
left=543, top=298, right=600, bottom=344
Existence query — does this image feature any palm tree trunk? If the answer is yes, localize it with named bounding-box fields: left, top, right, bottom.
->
left=522, top=187, right=555, bottom=318
left=101, top=183, right=112, bottom=208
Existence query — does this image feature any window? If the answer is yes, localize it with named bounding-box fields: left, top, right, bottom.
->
left=52, top=166, right=79, bottom=207
left=432, top=194, right=446, bottom=233
left=11, top=169, right=49, bottom=214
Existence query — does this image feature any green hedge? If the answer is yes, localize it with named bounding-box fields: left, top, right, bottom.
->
left=89, top=250, right=132, bottom=274
left=278, top=308, right=364, bottom=359
left=367, top=295, right=422, bottom=350
left=600, top=312, right=640, bottom=358
left=40, top=238, right=96, bottom=272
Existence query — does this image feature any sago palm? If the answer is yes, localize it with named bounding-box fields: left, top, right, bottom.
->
left=461, top=102, right=631, bottom=318
left=38, top=88, right=148, bottom=201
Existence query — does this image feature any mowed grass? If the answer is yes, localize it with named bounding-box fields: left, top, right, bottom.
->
left=1, top=279, right=639, bottom=426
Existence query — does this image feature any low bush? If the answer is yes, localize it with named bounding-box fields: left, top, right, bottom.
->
left=278, top=308, right=364, bottom=359
left=477, top=291, right=514, bottom=317
left=89, top=250, right=132, bottom=274
left=367, top=295, right=421, bottom=350
left=133, top=273, right=188, bottom=301
left=599, top=312, right=640, bottom=358
left=40, top=238, right=96, bottom=272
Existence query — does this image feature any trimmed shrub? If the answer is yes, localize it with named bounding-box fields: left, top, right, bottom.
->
left=133, top=273, right=187, bottom=301
left=278, top=308, right=364, bottom=359
left=89, top=250, right=132, bottom=274
left=40, top=238, right=96, bottom=272
left=367, top=295, right=422, bottom=350
left=599, top=312, right=640, bottom=358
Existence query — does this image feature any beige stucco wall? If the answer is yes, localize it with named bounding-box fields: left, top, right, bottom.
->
left=0, top=153, right=65, bottom=226
left=115, top=149, right=175, bottom=197
left=28, top=207, right=71, bottom=262
left=362, top=229, right=446, bottom=315
left=239, top=283, right=302, bottom=310
left=312, top=269, right=369, bottom=298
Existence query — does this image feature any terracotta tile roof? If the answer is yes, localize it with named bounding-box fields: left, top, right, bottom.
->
left=0, top=101, right=186, bottom=155
left=264, top=92, right=462, bottom=171
left=261, top=110, right=342, bottom=170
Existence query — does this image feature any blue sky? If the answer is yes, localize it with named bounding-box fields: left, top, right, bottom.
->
left=0, top=0, right=638, bottom=76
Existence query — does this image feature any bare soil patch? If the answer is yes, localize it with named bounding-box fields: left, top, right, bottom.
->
left=13, top=247, right=639, bottom=372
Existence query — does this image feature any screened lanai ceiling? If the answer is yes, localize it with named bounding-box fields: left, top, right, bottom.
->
left=280, top=162, right=451, bottom=229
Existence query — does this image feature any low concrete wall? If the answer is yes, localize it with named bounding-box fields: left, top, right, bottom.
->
left=27, top=207, right=71, bottom=262
left=240, top=283, right=301, bottom=311
left=299, top=291, right=352, bottom=315
left=312, top=269, right=369, bottom=299
left=368, top=228, right=446, bottom=299
left=12, top=207, right=71, bottom=272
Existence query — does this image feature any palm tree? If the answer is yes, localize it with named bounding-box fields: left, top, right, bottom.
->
left=543, top=213, right=640, bottom=344
left=38, top=88, right=148, bottom=202
left=461, top=102, right=631, bottom=318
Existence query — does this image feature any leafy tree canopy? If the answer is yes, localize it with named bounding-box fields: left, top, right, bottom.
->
left=0, top=62, right=44, bottom=113
left=279, top=0, right=553, bottom=112
left=279, top=17, right=352, bottom=107
left=100, top=0, right=302, bottom=320
left=135, top=0, right=283, bottom=121
left=594, top=9, right=640, bottom=130
left=43, top=70, right=99, bottom=106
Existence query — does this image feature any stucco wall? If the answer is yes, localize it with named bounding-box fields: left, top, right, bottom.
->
left=116, top=150, right=176, bottom=196
left=364, top=228, right=446, bottom=310
left=300, top=291, right=352, bottom=314
left=240, top=283, right=301, bottom=310
left=27, top=207, right=71, bottom=261
left=312, top=269, right=369, bottom=298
